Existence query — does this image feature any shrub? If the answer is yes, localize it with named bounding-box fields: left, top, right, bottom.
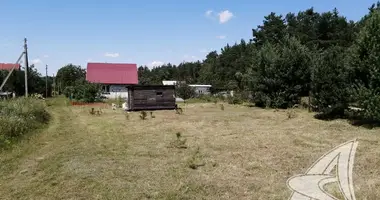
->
left=0, top=98, right=50, bottom=147
left=64, top=81, right=101, bottom=103
left=176, top=83, right=196, bottom=103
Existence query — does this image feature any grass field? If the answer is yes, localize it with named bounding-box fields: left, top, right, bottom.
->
left=0, top=98, right=379, bottom=199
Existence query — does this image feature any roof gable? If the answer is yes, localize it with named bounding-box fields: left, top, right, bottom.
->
left=86, top=62, right=138, bottom=84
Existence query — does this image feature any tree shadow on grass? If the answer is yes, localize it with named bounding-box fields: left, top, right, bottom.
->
left=314, top=110, right=380, bottom=129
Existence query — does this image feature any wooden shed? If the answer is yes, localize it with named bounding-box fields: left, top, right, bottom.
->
left=126, top=85, right=176, bottom=111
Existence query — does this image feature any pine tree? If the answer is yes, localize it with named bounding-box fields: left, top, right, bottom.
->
left=311, top=46, right=350, bottom=118
left=252, top=36, right=311, bottom=108
left=349, top=10, right=380, bottom=120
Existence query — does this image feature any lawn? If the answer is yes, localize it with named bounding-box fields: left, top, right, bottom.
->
left=0, top=98, right=379, bottom=199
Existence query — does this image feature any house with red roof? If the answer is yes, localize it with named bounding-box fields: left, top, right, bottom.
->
left=86, top=62, right=138, bottom=99
left=0, top=63, right=21, bottom=71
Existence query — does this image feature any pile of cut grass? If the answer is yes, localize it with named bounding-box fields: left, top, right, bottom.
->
left=0, top=98, right=50, bottom=147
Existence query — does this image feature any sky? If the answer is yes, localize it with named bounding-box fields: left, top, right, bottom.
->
left=0, top=0, right=377, bottom=76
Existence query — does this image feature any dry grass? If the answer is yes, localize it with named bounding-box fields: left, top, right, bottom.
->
left=0, top=99, right=379, bottom=199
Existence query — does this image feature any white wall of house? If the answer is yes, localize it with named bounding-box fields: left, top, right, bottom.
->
left=162, top=80, right=186, bottom=85
left=189, top=85, right=212, bottom=95
left=101, top=85, right=129, bottom=99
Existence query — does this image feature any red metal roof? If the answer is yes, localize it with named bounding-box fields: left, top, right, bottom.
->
left=0, top=63, right=21, bottom=71
left=86, top=62, right=138, bottom=84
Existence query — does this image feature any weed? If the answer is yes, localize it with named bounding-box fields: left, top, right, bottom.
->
left=220, top=104, right=224, bottom=111
left=125, top=112, right=130, bottom=120
left=168, top=132, right=187, bottom=149
left=116, top=96, right=122, bottom=108
left=287, top=109, right=297, bottom=119
left=140, top=111, right=147, bottom=120
left=187, top=147, right=205, bottom=169
left=175, top=105, right=183, bottom=115
left=90, top=108, right=102, bottom=116
left=90, top=108, right=95, bottom=115
left=150, top=111, right=155, bottom=118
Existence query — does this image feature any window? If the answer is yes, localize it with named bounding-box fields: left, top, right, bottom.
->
left=102, top=85, right=110, bottom=93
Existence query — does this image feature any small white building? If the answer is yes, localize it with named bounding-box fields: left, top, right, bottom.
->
left=189, top=84, right=212, bottom=96
left=162, top=80, right=212, bottom=96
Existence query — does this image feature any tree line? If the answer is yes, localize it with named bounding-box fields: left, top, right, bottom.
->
left=137, top=2, right=380, bottom=121
left=0, top=64, right=54, bottom=97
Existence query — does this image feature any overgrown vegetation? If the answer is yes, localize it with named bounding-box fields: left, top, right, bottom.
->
left=0, top=98, right=50, bottom=147
left=63, top=80, right=101, bottom=103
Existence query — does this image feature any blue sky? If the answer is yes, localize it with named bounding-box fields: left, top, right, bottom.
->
left=0, top=0, right=377, bottom=75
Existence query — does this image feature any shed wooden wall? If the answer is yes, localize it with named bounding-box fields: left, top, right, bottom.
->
left=128, top=86, right=176, bottom=111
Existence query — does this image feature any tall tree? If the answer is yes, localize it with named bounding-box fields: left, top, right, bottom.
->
left=252, top=12, right=287, bottom=46
left=311, top=46, right=351, bottom=117
left=252, top=37, right=311, bottom=108
left=56, top=64, right=86, bottom=92
left=349, top=9, right=380, bottom=120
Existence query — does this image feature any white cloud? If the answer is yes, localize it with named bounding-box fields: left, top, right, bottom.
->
left=218, top=10, right=234, bottom=24
left=216, top=35, right=226, bottom=39
left=104, top=52, right=120, bottom=58
left=150, top=61, right=164, bottom=67
left=31, top=58, right=42, bottom=64
left=205, top=10, right=213, bottom=17
left=86, top=58, right=92, bottom=62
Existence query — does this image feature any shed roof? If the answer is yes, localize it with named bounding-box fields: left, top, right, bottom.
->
left=86, top=62, right=138, bottom=84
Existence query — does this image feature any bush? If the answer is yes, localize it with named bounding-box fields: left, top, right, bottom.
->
left=0, top=98, right=50, bottom=147
left=176, top=83, right=196, bottom=102
left=64, top=81, right=101, bottom=103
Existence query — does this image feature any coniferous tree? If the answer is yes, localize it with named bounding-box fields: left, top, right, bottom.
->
left=311, top=46, right=351, bottom=118
left=349, top=10, right=380, bottom=120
